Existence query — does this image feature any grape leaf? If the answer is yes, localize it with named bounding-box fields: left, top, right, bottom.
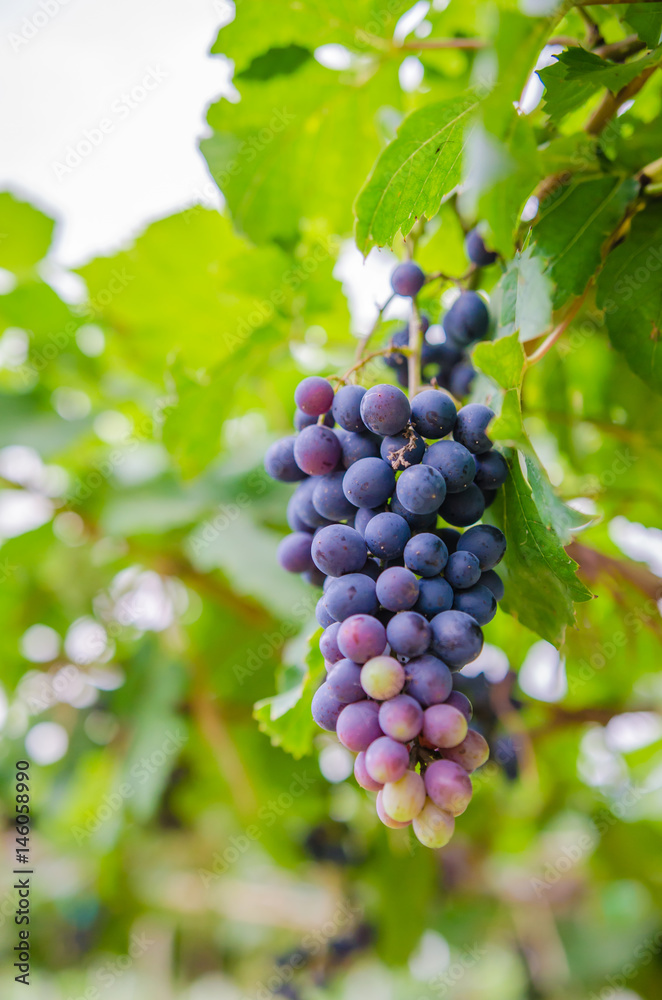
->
left=539, top=48, right=661, bottom=122
left=596, top=201, right=662, bottom=394
left=354, top=94, right=478, bottom=254
left=0, top=192, right=55, bottom=274
left=488, top=450, right=594, bottom=646
left=492, top=247, right=553, bottom=342
left=254, top=631, right=325, bottom=759
left=472, top=333, right=527, bottom=444
left=533, top=175, right=637, bottom=308
left=622, top=3, right=662, bottom=49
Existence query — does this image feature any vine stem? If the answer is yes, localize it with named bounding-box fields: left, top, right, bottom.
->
left=334, top=346, right=409, bottom=387
left=524, top=288, right=589, bottom=366
left=407, top=300, right=423, bottom=399
left=354, top=292, right=395, bottom=362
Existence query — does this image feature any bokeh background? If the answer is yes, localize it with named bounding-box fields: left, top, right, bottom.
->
left=2, top=1, right=662, bottom=998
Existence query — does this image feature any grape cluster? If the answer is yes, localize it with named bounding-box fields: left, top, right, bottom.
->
left=384, top=230, right=497, bottom=399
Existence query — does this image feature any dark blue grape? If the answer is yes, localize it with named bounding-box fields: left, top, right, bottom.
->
left=343, top=457, right=396, bottom=509
left=294, top=408, right=334, bottom=431
left=364, top=511, right=411, bottom=561
left=481, top=488, right=498, bottom=508
left=353, top=506, right=384, bottom=537
left=376, top=566, right=419, bottom=612
left=423, top=440, right=476, bottom=493
left=439, top=484, right=485, bottom=527
left=449, top=363, right=475, bottom=399
left=294, top=376, right=334, bottom=416
left=390, top=261, right=425, bottom=297
left=396, top=464, right=446, bottom=515
left=326, top=658, right=365, bottom=703
left=411, top=389, right=457, bottom=440
left=389, top=496, right=438, bottom=531
left=332, top=385, right=367, bottom=433
left=293, top=425, right=341, bottom=476
left=474, top=450, right=508, bottom=489
left=383, top=326, right=409, bottom=373
left=312, top=470, right=357, bottom=522
left=452, top=583, right=497, bottom=625
left=443, top=292, right=490, bottom=346
left=380, top=430, right=425, bottom=471
left=430, top=610, right=483, bottom=669
left=302, top=565, right=326, bottom=588
left=335, top=427, right=381, bottom=468
left=414, top=576, right=454, bottom=617
left=405, top=654, right=453, bottom=707
left=453, top=404, right=495, bottom=454
left=325, top=573, right=378, bottom=620
left=319, top=621, right=342, bottom=663
left=481, top=569, right=504, bottom=601
left=265, top=436, right=307, bottom=483
left=437, top=527, right=460, bottom=554
left=316, top=595, right=336, bottom=628
left=465, top=228, right=497, bottom=267
left=456, top=524, right=506, bottom=570
left=444, top=550, right=481, bottom=589
left=359, top=557, right=382, bottom=581
left=288, top=478, right=333, bottom=530
left=311, top=524, right=367, bottom=577
left=311, top=683, right=344, bottom=730
left=360, top=384, right=411, bottom=436
left=386, top=611, right=432, bottom=657
left=423, top=337, right=463, bottom=370
left=404, top=532, right=448, bottom=578
left=277, top=532, right=313, bottom=573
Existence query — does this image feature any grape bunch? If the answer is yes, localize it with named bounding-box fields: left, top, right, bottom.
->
left=385, top=229, right=497, bottom=399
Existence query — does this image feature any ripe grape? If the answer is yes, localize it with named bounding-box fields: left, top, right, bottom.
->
left=378, top=694, right=423, bottom=742
left=265, top=436, right=308, bottom=483
left=423, top=440, right=476, bottom=493
left=294, top=375, right=334, bottom=416
left=412, top=799, right=455, bottom=848
left=474, top=450, right=508, bottom=489
left=405, top=654, right=453, bottom=707
left=316, top=596, right=336, bottom=629
left=430, top=610, right=483, bottom=669
left=326, top=658, right=365, bottom=703
left=452, top=583, right=497, bottom=625
left=360, top=655, right=405, bottom=700
left=325, top=573, right=378, bottom=620
left=424, top=759, right=473, bottom=815
left=288, top=478, right=332, bottom=530
left=437, top=527, right=460, bottom=554
left=464, top=228, right=497, bottom=267
left=443, top=291, right=489, bottom=346
left=337, top=614, right=387, bottom=663
left=293, top=425, right=342, bottom=476
left=353, top=505, right=382, bottom=537
left=382, top=770, right=426, bottom=822
left=360, top=384, right=411, bottom=436
left=414, top=577, right=453, bottom=617
left=385, top=612, right=431, bottom=658
left=441, top=728, right=490, bottom=772
left=355, top=751, right=383, bottom=791
left=457, top=524, right=506, bottom=570
left=336, top=699, right=382, bottom=751
left=277, top=532, right=314, bottom=573
left=364, top=511, right=411, bottom=561
left=396, top=464, right=446, bottom=515
left=389, top=496, right=438, bottom=531
left=319, top=621, right=343, bottom=663
left=390, top=261, right=425, bottom=298
left=438, top=483, right=485, bottom=527
left=294, top=408, right=334, bottom=431
left=453, top=404, right=495, bottom=454
left=445, top=690, right=473, bottom=722
left=449, top=363, right=476, bottom=399
left=404, top=532, right=448, bottom=577
left=376, top=566, right=420, bottom=612
left=376, top=789, right=410, bottom=828
left=332, top=384, right=367, bottom=432
left=444, top=550, right=481, bottom=589
left=343, top=457, right=396, bottom=508
left=365, top=736, right=410, bottom=784
left=422, top=703, right=468, bottom=748
left=335, top=428, right=381, bottom=467
left=481, top=569, right=504, bottom=601
left=411, top=389, right=457, bottom=439
left=312, top=524, right=367, bottom=577
left=311, top=683, right=344, bottom=731
left=380, top=430, right=425, bottom=471
left=312, top=470, right=357, bottom=521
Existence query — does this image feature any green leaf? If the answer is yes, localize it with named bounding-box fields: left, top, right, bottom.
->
left=533, top=175, right=637, bottom=308
left=254, top=630, right=325, bottom=759
left=622, top=3, right=662, bottom=49
left=236, top=44, right=311, bottom=81
left=492, top=247, right=553, bottom=342
left=539, top=47, right=662, bottom=122
left=472, top=333, right=527, bottom=444
left=0, top=192, right=55, bottom=274
left=596, top=201, right=662, bottom=394
left=354, top=93, right=478, bottom=254
left=489, top=450, right=593, bottom=646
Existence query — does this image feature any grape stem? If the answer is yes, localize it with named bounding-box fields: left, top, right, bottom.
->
left=334, top=345, right=411, bottom=387
left=354, top=292, right=395, bottom=362
left=524, top=287, right=590, bottom=366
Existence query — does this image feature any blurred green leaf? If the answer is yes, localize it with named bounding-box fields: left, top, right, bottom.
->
left=254, top=630, right=325, bottom=758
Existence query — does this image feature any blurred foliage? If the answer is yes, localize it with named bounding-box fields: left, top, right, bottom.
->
left=1, top=2, right=662, bottom=999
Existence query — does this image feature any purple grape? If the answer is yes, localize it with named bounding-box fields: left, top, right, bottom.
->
left=360, top=655, right=405, bottom=700
left=332, top=385, right=367, bottom=432
left=294, top=408, right=334, bottom=431
left=311, top=524, right=367, bottom=577
left=449, top=363, right=476, bottom=399
left=294, top=376, right=334, bottom=416
left=481, top=569, right=504, bottom=601
left=423, top=440, right=476, bottom=493
left=343, top=457, right=396, bottom=509
left=312, top=471, right=357, bottom=522
left=474, top=450, right=508, bottom=489
left=457, top=524, right=506, bottom=570
left=288, top=479, right=333, bottom=530
left=445, top=690, right=473, bottom=722
left=429, top=610, right=483, bottom=669
left=359, top=558, right=382, bottom=581
left=380, top=430, right=425, bottom=471
left=442, top=729, right=490, bottom=772
left=353, top=506, right=383, bottom=537
left=390, top=261, right=425, bottom=297
left=414, top=577, right=454, bottom=617
left=355, top=751, right=383, bottom=791
left=303, top=566, right=326, bottom=588
left=286, top=494, right=315, bottom=533
left=325, top=573, right=378, bottom=620
left=316, top=596, right=336, bottom=628
left=422, top=703, right=468, bottom=748
left=444, top=550, right=481, bottom=589
left=465, top=228, right=497, bottom=268
left=359, top=384, right=411, bottom=436
left=277, top=532, right=313, bottom=573
left=389, top=496, right=438, bottom=532
left=386, top=612, right=431, bottom=658
left=443, top=292, right=489, bottom=346
left=376, top=566, right=419, bottom=612
left=452, top=583, right=497, bottom=625
left=378, top=694, right=423, bottom=742
left=293, top=425, right=341, bottom=476
left=336, top=699, right=382, bottom=751
left=365, top=736, right=409, bottom=784
left=404, top=532, right=448, bottom=578
left=439, top=484, right=485, bottom=527
left=311, top=683, right=344, bottom=731
left=453, top=404, right=495, bottom=454
left=326, top=657, right=365, bottom=703
left=411, top=389, right=457, bottom=439
left=424, top=759, right=473, bottom=816
left=437, top=527, right=460, bottom=554
left=396, top=465, right=446, bottom=515
left=265, top=436, right=307, bottom=483
left=364, top=512, right=411, bottom=561
left=404, top=654, right=453, bottom=707
left=481, top=487, right=498, bottom=508
left=319, top=621, right=342, bottom=664
left=337, top=614, right=387, bottom=663
left=335, top=428, right=381, bottom=467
